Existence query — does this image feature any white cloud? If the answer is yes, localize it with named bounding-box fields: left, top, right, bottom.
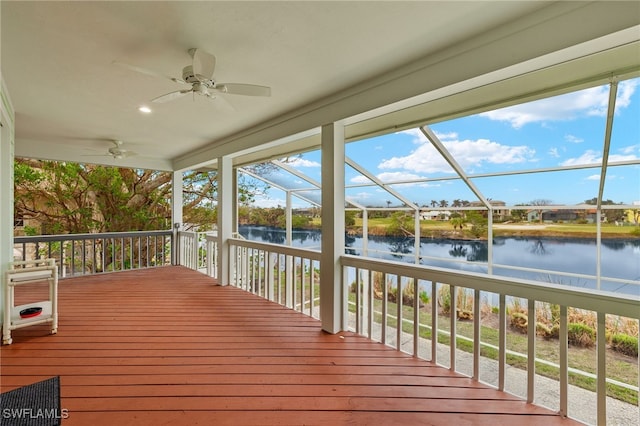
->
left=617, top=79, right=638, bottom=110
left=285, top=157, right=320, bottom=167
left=249, top=195, right=285, bottom=208
left=586, top=174, right=600, bottom=181
left=561, top=150, right=601, bottom=166
left=561, top=148, right=638, bottom=167
left=548, top=147, right=560, bottom=158
left=346, top=192, right=374, bottom=204
left=478, top=80, right=637, bottom=128
left=350, top=175, right=373, bottom=184
left=620, top=144, right=640, bottom=155
left=377, top=171, right=428, bottom=183
left=565, top=134, right=583, bottom=143
left=380, top=133, right=535, bottom=173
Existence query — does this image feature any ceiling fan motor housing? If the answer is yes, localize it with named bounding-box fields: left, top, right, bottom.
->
left=182, top=65, right=213, bottom=86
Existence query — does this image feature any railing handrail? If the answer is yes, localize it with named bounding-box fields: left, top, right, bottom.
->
left=15, top=229, right=172, bottom=243
left=341, top=254, right=640, bottom=319
left=230, top=237, right=322, bottom=261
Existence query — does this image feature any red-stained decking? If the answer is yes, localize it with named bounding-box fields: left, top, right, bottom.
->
left=1, top=266, right=578, bottom=425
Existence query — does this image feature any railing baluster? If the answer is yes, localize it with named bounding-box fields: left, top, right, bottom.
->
left=396, top=275, right=402, bottom=351
left=431, top=281, right=437, bottom=363
left=499, top=293, right=506, bottom=391
left=355, top=267, right=361, bottom=334
left=368, top=269, right=373, bottom=340
left=382, top=272, right=387, bottom=345
left=301, top=258, right=306, bottom=314
left=309, top=258, right=314, bottom=316
left=413, top=277, right=419, bottom=357
left=596, top=311, right=606, bottom=424
left=527, top=298, right=536, bottom=403
left=450, top=284, right=457, bottom=372
left=559, top=304, right=568, bottom=417
left=473, top=289, right=481, bottom=380
left=293, top=257, right=298, bottom=310
left=91, top=238, right=96, bottom=274
left=82, top=239, right=86, bottom=274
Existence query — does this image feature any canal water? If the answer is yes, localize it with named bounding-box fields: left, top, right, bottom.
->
left=238, top=225, right=640, bottom=296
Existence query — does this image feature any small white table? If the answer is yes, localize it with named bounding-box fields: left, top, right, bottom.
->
left=3, top=259, right=58, bottom=345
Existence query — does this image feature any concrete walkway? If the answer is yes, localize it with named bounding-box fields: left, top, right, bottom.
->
left=353, top=316, right=639, bottom=426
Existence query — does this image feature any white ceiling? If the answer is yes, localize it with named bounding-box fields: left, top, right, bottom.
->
left=2, top=1, right=639, bottom=171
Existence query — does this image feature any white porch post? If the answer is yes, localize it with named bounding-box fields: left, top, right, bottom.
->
left=171, top=170, right=183, bottom=265
left=0, top=78, right=15, bottom=322
left=320, top=122, right=345, bottom=334
left=216, top=156, right=233, bottom=285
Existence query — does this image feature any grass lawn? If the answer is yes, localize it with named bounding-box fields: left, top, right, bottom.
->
left=347, top=293, right=639, bottom=405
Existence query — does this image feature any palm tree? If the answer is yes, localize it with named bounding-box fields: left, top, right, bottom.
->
left=450, top=216, right=465, bottom=233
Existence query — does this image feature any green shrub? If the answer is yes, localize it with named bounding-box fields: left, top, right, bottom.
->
left=568, top=323, right=595, bottom=348
left=630, top=226, right=640, bottom=237
left=537, top=322, right=552, bottom=338
left=419, top=290, right=430, bottom=306
left=510, top=312, right=528, bottom=334
left=610, top=334, right=638, bottom=357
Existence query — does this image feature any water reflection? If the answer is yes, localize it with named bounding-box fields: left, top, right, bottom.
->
left=238, top=226, right=639, bottom=294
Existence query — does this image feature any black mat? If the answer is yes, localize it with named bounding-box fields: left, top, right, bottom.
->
left=0, top=377, right=62, bottom=425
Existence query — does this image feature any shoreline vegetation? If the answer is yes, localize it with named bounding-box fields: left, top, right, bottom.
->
left=304, top=218, right=640, bottom=240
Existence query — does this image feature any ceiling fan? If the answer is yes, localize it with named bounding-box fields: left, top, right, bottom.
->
left=116, top=48, right=271, bottom=104
left=107, top=140, right=134, bottom=159
left=83, top=140, right=135, bottom=160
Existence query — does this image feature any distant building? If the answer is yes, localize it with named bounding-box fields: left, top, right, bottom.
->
left=527, top=204, right=598, bottom=223
left=468, top=200, right=510, bottom=221
left=419, top=210, right=451, bottom=221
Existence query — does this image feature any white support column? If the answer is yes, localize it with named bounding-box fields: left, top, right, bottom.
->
left=171, top=171, right=183, bottom=265
left=320, top=122, right=345, bottom=334
left=0, top=78, right=16, bottom=323
left=232, top=168, right=238, bottom=235
left=217, top=156, right=233, bottom=286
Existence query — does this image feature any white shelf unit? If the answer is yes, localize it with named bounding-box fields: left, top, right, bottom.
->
left=3, top=258, right=58, bottom=345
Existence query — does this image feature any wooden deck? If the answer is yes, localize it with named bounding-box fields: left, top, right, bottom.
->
left=1, top=266, right=579, bottom=425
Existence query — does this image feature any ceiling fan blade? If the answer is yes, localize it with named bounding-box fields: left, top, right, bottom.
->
left=190, top=48, right=216, bottom=80
left=216, top=83, right=271, bottom=97
left=112, top=60, right=184, bottom=83
left=151, top=89, right=192, bottom=103
left=202, top=91, right=236, bottom=112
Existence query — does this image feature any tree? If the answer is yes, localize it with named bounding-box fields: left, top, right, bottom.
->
left=14, top=159, right=270, bottom=235
left=387, top=211, right=414, bottom=237
left=466, top=210, right=487, bottom=238
left=530, top=199, right=553, bottom=224
left=584, top=197, right=626, bottom=223
left=449, top=214, right=466, bottom=234
left=15, top=159, right=171, bottom=234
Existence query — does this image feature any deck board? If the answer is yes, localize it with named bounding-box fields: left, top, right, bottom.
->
left=1, top=266, right=579, bottom=425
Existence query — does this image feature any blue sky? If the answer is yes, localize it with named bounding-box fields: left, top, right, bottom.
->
left=249, top=77, right=640, bottom=208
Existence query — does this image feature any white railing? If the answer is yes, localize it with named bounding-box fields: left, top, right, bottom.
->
left=342, top=254, right=639, bottom=425
left=14, top=230, right=173, bottom=277
left=228, top=238, right=321, bottom=319
left=178, top=231, right=218, bottom=272
left=205, top=233, right=218, bottom=278
left=177, top=231, right=198, bottom=270
left=201, top=238, right=638, bottom=424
